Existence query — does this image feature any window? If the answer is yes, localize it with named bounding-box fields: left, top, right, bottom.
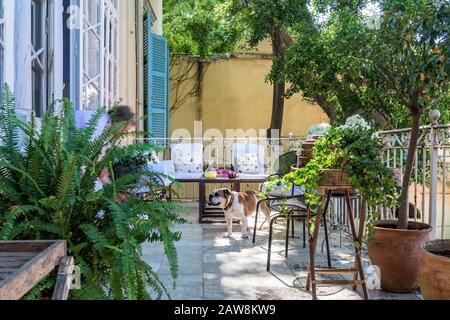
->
left=0, top=0, right=5, bottom=87
left=103, top=0, right=119, bottom=108
left=81, top=0, right=102, bottom=110
left=79, top=0, right=119, bottom=111
left=31, top=0, right=48, bottom=117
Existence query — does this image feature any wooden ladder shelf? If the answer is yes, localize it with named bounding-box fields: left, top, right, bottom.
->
left=306, top=185, right=369, bottom=300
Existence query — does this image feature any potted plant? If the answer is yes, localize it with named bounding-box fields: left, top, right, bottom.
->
left=419, top=240, right=450, bottom=299
left=359, top=2, right=449, bottom=293
left=268, top=115, right=400, bottom=237
left=113, top=151, right=148, bottom=179
left=0, top=85, right=184, bottom=300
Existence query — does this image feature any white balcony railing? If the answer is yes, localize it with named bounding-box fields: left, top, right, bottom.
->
left=377, top=112, right=450, bottom=239
left=137, top=115, right=450, bottom=240
left=136, top=136, right=303, bottom=175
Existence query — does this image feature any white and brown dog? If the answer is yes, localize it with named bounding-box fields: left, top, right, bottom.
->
left=208, top=188, right=271, bottom=239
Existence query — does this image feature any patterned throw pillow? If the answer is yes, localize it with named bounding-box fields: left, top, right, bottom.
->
left=172, top=148, right=203, bottom=173
left=175, top=163, right=203, bottom=174
left=236, top=153, right=259, bottom=174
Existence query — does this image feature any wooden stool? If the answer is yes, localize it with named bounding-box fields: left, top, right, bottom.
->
left=306, top=187, right=369, bottom=300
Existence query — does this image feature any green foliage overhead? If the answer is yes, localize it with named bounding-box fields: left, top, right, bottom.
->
left=233, top=0, right=309, bottom=47
left=363, top=0, right=449, bottom=115
left=275, top=0, right=449, bottom=127
left=0, top=85, right=184, bottom=300
left=164, top=0, right=449, bottom=129
left=164, top=0, right=245, bottom=59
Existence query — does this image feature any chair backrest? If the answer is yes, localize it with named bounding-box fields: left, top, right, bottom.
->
left=232, top=143, right=266, bottom=175
left=273, top=151, right=298, bottom=176
left=170, top=143, right=204, bottom=173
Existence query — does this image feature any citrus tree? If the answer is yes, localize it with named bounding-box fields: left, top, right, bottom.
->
left=362, top=0, right=449, bottom=229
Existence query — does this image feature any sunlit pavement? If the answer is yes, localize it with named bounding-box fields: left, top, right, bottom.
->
left=143, top=202, right=421, bottom=300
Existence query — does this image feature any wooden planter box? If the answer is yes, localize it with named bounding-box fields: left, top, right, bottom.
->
left=318, top=169, right=352, bottom=188
left=301, top=142, right=316, bottom=150
left=0, top=241, right=73, bottom=300
left=301, top=149, right=314, bottom=159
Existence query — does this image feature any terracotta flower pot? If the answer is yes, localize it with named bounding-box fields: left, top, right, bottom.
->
left=367, top=220, right=432, bottom=293
left=419, top=240, right=450, bottom=300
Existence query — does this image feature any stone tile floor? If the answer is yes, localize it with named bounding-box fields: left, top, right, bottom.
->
left=143, top=202, right=421, bottom=300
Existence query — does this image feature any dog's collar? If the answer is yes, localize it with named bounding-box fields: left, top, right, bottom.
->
left=224, top=194, right=234, bottom=211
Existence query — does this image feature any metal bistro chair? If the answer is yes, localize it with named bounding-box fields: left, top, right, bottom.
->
left=252, top=174, right=311, bottom=271
left=129, top=173, right=173, bottom=202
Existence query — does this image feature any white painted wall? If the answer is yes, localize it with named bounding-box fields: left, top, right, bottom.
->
left=150, top=0, right=163, bottom=35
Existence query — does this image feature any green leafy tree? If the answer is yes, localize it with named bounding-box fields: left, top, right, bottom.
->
left=164, top=0, right=244, bottom=59
left=164, top=0, right=245, bottom=115
left=277, top=1, right=400, bottom=126
left=234, top=0, right=308, bottom=134
left=0, top=85, right=184, bottom=299
left=275, top=0, right=449, bottom=128
left=361, top=0, right=449, bottom=229
left=274, top=0, right=449, bottom=229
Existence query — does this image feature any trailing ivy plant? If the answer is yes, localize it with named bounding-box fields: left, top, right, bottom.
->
left=0, top=85, right=184, bottom=300
left=266, top=115, right=400, bottom=239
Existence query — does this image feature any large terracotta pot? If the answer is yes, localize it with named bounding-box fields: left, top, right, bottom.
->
left=419, top=240, right=450, bottom=300
left=367, top=220, right=432, bottom=293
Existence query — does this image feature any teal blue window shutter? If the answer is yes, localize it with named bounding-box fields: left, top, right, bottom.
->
left=144, top=12, right=169, bottom=146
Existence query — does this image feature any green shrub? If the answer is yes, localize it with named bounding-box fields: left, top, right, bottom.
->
left=0, top=85, right=184, bottom=300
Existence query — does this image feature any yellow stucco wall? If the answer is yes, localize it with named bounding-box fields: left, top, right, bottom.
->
left=169, top=56, right=329, bottom=137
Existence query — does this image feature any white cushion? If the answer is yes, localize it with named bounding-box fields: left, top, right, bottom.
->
left=147, top=160, right=176, bottom=186
left=232, top=144, right=266, bottom=175
left=236, top=153, right=259, bottom=174
left=171, top=143, right=204, bottom=174
left=175, top=163, right=203, bottom=174
left=174, top=172, right=204, bottom=180
left=149, top=151, right=160, bottom=164
left=237, top=174, right=269, bottom=180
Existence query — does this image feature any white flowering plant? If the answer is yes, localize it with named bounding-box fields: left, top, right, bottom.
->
left=307, top=123, right=332, bottom=137
left=267, top=115, right=400, bottom=239
left=339, top=114, right=372, bottom=131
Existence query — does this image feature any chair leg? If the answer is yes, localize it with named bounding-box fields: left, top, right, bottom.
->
left=253, top=200, right=262, bottom=244
left=267, top=215, right=280, bottom=272
left=302, top=217, right=306, bottom=249
left=291, top=216, right=295, bottom=238
left=323, top=190, right=332, bottom=268
left=285, top=216, right=290, bottom=258
left=259, top=219, right=268, bottom=230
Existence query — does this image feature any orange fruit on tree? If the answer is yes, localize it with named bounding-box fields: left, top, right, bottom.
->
left=438, top=55, right=446, bottom=63
left=423, top=95, right=430, bottom=101
left=404, top=34, right=412, bottom=42
left=420, top=74, right=426, bottom=81
left=433, top=47, right=440, bottom=54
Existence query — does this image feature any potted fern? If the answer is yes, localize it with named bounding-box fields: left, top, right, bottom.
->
left=0, top=85, right=184, bottom=300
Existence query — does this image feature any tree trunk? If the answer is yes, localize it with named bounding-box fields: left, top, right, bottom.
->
left=313, top=95, right=336, bottom=123
left=397, top=110, right=421, bottom=229
left=268, top=30, right=286, bottom=137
